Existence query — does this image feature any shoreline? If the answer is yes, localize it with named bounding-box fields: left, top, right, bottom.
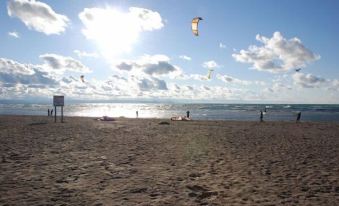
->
left=2, top=103, right=339, bottom=122
left=1, top=114, right=339, bottom=124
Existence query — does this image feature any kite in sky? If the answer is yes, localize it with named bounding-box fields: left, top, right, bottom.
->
left=207, top=69, right=213, bottom=79
left=80, top=75, right=85, bottom=83
left=295, top=68, right=302, bottom=72
left=192, top=17, right=203, bottom=36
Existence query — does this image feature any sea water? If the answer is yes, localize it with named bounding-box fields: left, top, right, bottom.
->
left=1, top=103, right=339, bottom=122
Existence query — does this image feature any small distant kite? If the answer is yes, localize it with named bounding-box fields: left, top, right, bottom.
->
left=80, top=75, right=85, bottom=83
left=207, top=69, right=214, bottom=79
left=295, top=68, right=302, bottom=72
left=192, top=17, right=203, bottom=36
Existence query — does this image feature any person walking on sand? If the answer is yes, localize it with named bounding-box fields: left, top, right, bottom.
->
left=48, top=109, right=50, bottom=116
left=186, top=110, right=190, bottom=118
left=260, top=110, right=264, bottom=122
left=296, top=112, right=301, bottom=123
left=136, top=111, right=138, bottom=118
left=51, top=109, right=53, bottom=116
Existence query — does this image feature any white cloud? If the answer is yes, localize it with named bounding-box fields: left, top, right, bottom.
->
left=179, top=55, right=191, bottom=61
left=167, top=84, right=237, bottom=100
left=115, top=54, right=181, bottom=77
left=79, top=6, right=163, bottom=57
left=143, top=62, right=177, bottom=76
left=292, top=72, right=326, bottom=88
left=328, top=79, right=339, bottom=92
left=115, top=62, right=134, bottom=71
left=1, top=57, right=238, bottom=100
left=232, top=32, right=320, bottom=73
left=217, top=74, right=250, bottom=85
left=7, top=0, right=69, bottom=35
left=202, top=60, right=221, bottom=69
left=8, top=31, right=19, bottom=38
left=73, top=50, right=99, bottom=58
left=219, top=42, right=226, bottom=49
left=264, top=82, right=292, bottom=93
left=2, top=55, right=338, bottom=102
left=1, top=54, right=91, bottom=81
left=138, top=54, right=170, bottom=63
left=216, top=74, right=264, bottom=86
left=129, top=7, right=163, bottom=30
left=0, top=57, right=57, bottom=86
left=101, top=75, right=139, bottom=96
left=0, top=58, right=34, bottom=75
left=93, top=75, right=168, bottom=97
left=180, top=74, right=209, bottom=81
left=136, top=76, right=168, bottom=91
left=39, top=53, right=92, bottom=74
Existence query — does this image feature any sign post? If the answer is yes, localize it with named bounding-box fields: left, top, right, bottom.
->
left=53, top=96, right=64, bottom=123
left=54, top=105, right=57, bottom=123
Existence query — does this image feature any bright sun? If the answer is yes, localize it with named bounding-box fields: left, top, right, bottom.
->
left=79, top=7, right=141, bottom=58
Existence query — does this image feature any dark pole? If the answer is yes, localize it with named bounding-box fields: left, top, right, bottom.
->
left=61, top=106, right=63, bottom=123
left=54, top=106, right=57, bottom=123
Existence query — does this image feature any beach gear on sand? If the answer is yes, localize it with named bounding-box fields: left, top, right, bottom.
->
left=171, top=116, right=191, bottom=121
left=97, top=116, right=115, bottom=121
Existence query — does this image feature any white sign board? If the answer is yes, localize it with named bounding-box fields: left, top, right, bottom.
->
left=53, top=96, right=64, bottom=106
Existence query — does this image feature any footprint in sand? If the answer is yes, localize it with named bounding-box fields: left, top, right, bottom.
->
left=189, top=173, right=202, bottom=179
left=187, top=185, right=207, bottom=192
left=186, top=185, right=218, bottom=199
left=129, top=187, right=148, bottom=193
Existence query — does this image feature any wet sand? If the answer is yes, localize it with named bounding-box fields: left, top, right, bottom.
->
left=1, top=115, right=339, bottom=205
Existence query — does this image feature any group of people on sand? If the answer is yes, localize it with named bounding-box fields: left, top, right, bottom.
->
left=47, top=109, right=54, bottom=116
left=170, top=111, right=191, bottom=121
left=260, top=108, right=301, bottom=123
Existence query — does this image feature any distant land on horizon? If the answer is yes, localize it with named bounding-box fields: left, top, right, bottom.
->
left=1, top=98, right=339, bottom=105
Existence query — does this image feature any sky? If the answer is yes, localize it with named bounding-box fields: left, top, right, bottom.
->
left=1, top=0, right=339, bottom=103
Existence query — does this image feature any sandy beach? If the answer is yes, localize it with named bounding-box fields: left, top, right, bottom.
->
left=0, top=115, right=339, bottom=205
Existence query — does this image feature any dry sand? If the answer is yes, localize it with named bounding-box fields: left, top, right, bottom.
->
left=1, top=115, right=339, bottom=205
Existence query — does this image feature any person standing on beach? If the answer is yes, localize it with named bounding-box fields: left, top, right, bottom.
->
left=186, top=111, right=190, bottom=118
left=51, top=109, right=53, bottom=116
left=260, top=110, right=264, bottom=122
left=136, top=111, right=138, bottom=118
left=48, top=109, right=50, bottom=116
left=296, top=112, right=301, bottom=123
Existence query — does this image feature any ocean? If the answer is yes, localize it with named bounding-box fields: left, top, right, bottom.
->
left=1, top=103, right=339, bottom=122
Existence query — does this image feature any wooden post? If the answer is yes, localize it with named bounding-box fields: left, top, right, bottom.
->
left=61, top=106, right=64, bottom=123
left=54, top=106, right=57, bottom=123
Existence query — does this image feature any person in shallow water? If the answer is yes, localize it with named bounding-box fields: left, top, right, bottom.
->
left=260, top=110, right=264, bottom=122
left=296, top=112, right=301, bottom=123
